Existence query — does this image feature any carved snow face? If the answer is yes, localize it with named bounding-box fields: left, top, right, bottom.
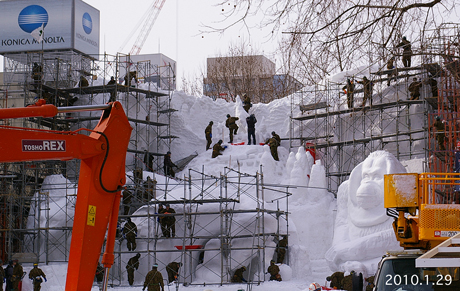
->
left=355, top=156, right=387, bottom=209
left=347, top=152, right=406, bottom=228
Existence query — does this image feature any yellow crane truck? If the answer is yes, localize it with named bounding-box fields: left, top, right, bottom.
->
left=372, top=173, right=460, bottom=291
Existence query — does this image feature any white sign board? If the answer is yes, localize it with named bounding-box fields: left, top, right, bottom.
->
left=0, top=0, right=99, bottom=55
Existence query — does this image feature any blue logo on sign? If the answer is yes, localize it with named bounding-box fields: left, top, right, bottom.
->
left=82, top=13, right=92, bottom=34
left=18, top=5, right=48, bottom=33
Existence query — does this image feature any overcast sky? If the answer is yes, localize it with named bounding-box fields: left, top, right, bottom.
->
left=85, top=0, right=282, bottom=87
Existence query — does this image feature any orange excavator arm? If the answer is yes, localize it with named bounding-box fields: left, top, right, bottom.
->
left=0, top=100, right=132, bottom=291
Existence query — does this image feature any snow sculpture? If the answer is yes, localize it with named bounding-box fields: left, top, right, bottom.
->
left=325, top=151, right=406, bottom=276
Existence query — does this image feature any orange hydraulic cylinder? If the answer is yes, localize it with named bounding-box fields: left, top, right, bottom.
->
left=0, top=102, right=58, bottom=119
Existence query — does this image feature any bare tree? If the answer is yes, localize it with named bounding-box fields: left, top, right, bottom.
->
left=211, top=0, right=457, bottom=84
left=203, top=41, right=280, bottom=102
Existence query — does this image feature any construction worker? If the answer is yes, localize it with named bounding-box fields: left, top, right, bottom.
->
left=267, top=260, right=282, bottom=281
left=246, top=114, right=257, bottom=145
left=123, top=217, right=138, bottom=251
left=95, top=262, right=104, bottom=284
left=4, top=261, right=13, bottom=291
left=31, top=63, right=43, bottom=91
left=342, top=79, right=355, bottom=108
left=107, top=76, right=117, bottom=102
left=143, top=264, right=164, bottom=291
left=386, top=56, right=397, bottom=86
left=433, top=116, right=446, bottom=151
left=242, top=93, right=252, bottom=113
left=29, top=263, right=46, bottom=291
left=225, top=114, right=239, bottom=143
left=158, top=204, right=168, bottom=237
left=0, top=260, right=4, bottom=291
left=272, top=131, right=281, bottom=145
left=365, top=276, right=375, bottom=291
left=265, top=132, right=280, bottom=161
left=164, top=204, right=176, bottom=238
left=231, top=266, right=247, bottom=283
left=326, top=271, right=344, bottom=289
left=341, top=270, right=355, bottom=291
left=124, top=71, right=138, bottom=87
left=126, top=253, right=140, bottom=286
left=143, top=150, right=154, bottom=172
left=163, top=151, right=177, bottom=178
left=408, top=77, right=422, bottom=100
left=396, top=36, right=413, bottom=68
left=276, top=235, right=288, bottom=264
left=357, top=76, right=373, bottom=107
left=205, top=121, right=213, bottom=151
left=123, top=188, right=133, bottom=216
left=78, top=75, right=89, bottom=87
left=212, top=140, right=226, bottom=158
left=143, top=176, right=156, bottom=202
left=11, top=259, right=23, bottom=291
left=166, top=262, right=182, bottom=284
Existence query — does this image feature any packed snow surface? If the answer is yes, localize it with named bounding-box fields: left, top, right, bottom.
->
left=23, top=68, right=428, bottom=290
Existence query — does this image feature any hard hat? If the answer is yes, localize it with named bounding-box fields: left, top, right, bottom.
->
left=242, top=266, right=246, bottom=270
left=435, top=116, right=441, bottom=120
left=153, top=263, right=158, bottom=268
left=270, top=260, right=275, bottom=264
left=309, top=282, right=321, bottom=291
left=33, top=263, right=38, bottom=266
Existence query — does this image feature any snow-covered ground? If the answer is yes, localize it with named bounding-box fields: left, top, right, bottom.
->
left=18, top=67, right=429, bottom=291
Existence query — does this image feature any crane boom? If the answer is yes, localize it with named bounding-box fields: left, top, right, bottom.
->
left=130, top=0, right=167, bottom=55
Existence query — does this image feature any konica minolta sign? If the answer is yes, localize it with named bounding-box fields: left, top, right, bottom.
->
left=0, top=0, right=99, bottom=55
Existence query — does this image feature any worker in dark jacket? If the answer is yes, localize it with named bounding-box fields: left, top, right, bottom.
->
left=143, top=264, right=164, bottom=291
left=267, top=260, right=281, bottom=281
left=386, top=57, right=397, bottom=86
left=163, top=151, right=177, bottom=178
left=163, top=204, right=176, bottom=238
left=166, top=262, right=182, bottom=283
left=242, top=94, right=252, bottom=113
left=408, top=77, right=422, bottom=100
left=107, top=76, right=117, bottom=102
left=276, top=235, right=288, bottom=264
left=205, top=121, right=213, bottom=151
left=95, top=262, right=104, bottom=284
left=231, top=266, right=247, bottom=283
left=265, top=132, right=280, bottom=161
left=123, top=217, right=138, bottom=251
left=123, top=188, right=133, bottom=215
left=432, top=116, right=446, bottom=151
left=4, top=260, right=14, bottom=291
left=396, top=36, right=412, bottom=67
left=126, top=253, right=141, bottom=286
left=246, top=114, right=257, bottom=145
left=29, top=263, right=46, bottom=291
left=272, top=131, right=281, bottom=145
left=212, top=140, right=226, bottom=158
left=225, top=114, right=239, bottom=143
left=427, top=76, right=438, bottom=97
left=158, top=204, right=168, bottom=237
left=327, top=271, right=344, bottom=289
left=342, top=79, right=355, bottom=108
left=357, top=76, right=373, bottom=107
left=11, top=259, right=23, bottom=291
